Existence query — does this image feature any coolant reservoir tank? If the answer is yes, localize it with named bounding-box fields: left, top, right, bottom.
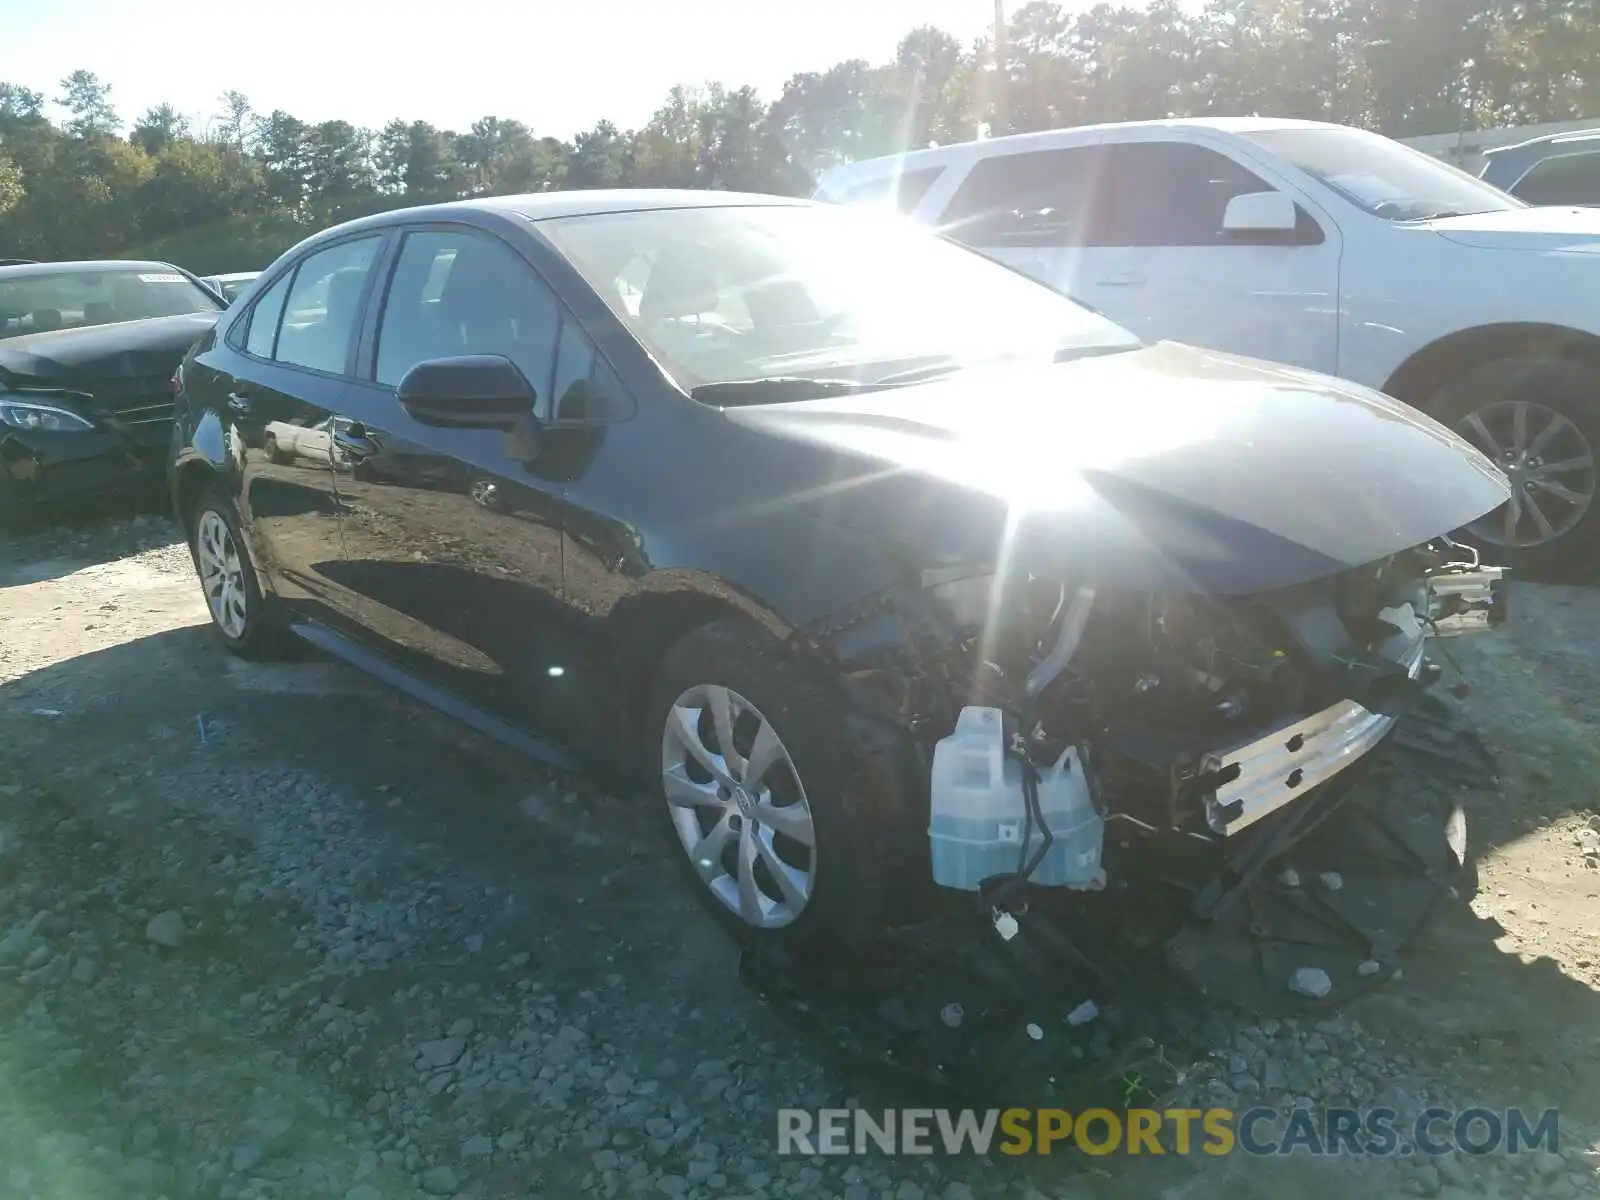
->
left=928, top=706, right=1105, bottom=892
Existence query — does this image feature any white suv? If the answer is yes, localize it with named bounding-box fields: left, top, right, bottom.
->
left=817, top=118, right=1600, bottom=574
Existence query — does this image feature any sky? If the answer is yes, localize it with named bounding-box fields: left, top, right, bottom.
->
left=0, top=0, right=1013, bottom=140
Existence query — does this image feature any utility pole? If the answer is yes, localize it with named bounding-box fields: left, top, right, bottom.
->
left=991, top=0, right=1009, bottom=137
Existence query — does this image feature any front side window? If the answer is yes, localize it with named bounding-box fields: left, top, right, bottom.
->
left=939, top=147, right=1102, bottom=248
left=273, top=236, right=383, bottom=374
left=546, top=311, right=631, bottom=422
left=0, top=267, right=221, bottom=340
left=1240, top=126, right=1524, bottom=221
left=374, top=229, right=561, bottom=410
left=1088, top=142, right=1287, bottom=246
left=538, top=202, right=1140, bottom=399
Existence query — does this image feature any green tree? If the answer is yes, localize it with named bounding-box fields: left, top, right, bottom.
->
left=4, top=4, right=1600, bottom=268
left=130, top=103, right=191, bottom=156
left=566, top=119, right=632, bottom=188
left=57, top=69, right=118, bottom=138
left=256, top=110, right=310, bottom=210
left=216, top=91, right=254, bottom=150
left=0, top=152, right=21, bottom=220
left=0, top=83, right=44, bottom=122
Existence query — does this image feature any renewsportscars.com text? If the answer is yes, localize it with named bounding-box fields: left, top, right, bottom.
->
left=776, top=1106, right=1560, bottom=1158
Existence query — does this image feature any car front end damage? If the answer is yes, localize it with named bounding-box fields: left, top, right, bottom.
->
left=744, top=536, right=1506, bottom=1102
left=0, top=313, right=217, bottom=523
left=0, top=380, right=176, bottom=516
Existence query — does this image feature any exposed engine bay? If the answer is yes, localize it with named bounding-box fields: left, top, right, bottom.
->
left=748, top=539, right=1506, bottom=1106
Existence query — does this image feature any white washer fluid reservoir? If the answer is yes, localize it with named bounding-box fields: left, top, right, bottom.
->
left=928, top=705, right=1106, bottom=892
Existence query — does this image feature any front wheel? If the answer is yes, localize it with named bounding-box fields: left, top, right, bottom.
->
left=645, top=620, right=889, bottom=951
left=189, top=485, right=295, bottom=660
left=1430, top=355, right=1600, bottom=578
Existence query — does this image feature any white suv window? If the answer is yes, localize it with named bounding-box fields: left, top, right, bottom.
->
left=1089, top=142, right=1286, bottom=247
left=938, top=147, right=1101, bottom=248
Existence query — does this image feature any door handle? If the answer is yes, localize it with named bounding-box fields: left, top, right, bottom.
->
left=1096, top=271, right=1146, bottom=287
left=332, top=424, right=379, bottom=460
left=226, top=391, right=251, bottom=415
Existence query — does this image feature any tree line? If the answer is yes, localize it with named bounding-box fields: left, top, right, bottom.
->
left=0, top=0, right=1594, bottom=272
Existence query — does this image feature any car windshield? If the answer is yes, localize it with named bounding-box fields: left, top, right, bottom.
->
left=536, top=203, right=1140, bottom=397
left=1240, top=127, right=1525, bottom=221
left=0, top=267, right=222, bottom=340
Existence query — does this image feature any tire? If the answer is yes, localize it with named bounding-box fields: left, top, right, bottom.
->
left=264, top=434, right=292, bottom=466
left=188, top=484, right=295, bottom=660
left=645, top=619, right=890, bottom=953
left=1427, top=355, right=1600, bottom=579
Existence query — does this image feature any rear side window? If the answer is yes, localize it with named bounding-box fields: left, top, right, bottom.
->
left=1510, top=152, right=1600, bottom=205
left=273, top=236, right=383, bottom=374
left=243, top=271, right=292, bottom=359
left=938, top=146, right=1103, bottom=248
left=830, top=165, right=946, bottom=214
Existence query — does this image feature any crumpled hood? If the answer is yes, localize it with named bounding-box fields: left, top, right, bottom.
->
left=723, top=342, right=1511, bottom=594
left=1424, top=205, right=1600, bottom=252
left=0, top=312, right=217, bottom=388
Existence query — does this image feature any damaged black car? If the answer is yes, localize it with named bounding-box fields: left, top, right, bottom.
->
left=0, top=259, right=224, bottom=525
left=168, top=193, right=1510, bottom=1094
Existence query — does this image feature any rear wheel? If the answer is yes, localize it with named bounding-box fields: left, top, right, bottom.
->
left=189, top=485, right=295, bottom=660
left=645, top=620, right=888, bottom=951
left=1429, top=356, right=1600, bottom=577
left=264, top=434, right=293, bottom=466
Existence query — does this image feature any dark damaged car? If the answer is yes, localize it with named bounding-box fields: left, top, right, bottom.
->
left=0, top=260, right=224, bottom=525
left=167, top=193, right=1510, bottom=1090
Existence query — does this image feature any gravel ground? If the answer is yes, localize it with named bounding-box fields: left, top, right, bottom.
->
left=0, top=511, right=1596, bottom=1200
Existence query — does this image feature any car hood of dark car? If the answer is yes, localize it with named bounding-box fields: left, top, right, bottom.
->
left=0, top=312, right=218, bottom=387
left=720, top=341, right=1512, bottom=596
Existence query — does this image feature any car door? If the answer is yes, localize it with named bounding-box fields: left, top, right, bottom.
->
left=1077, top=136, right=1342, bottom=375
left=322, top=223, right=622, bottom=751
left=185, top=233, right=387, bottom=618
left=934, top=137, right=1107, bottom=304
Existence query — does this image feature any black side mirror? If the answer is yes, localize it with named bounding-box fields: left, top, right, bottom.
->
left=396, top=355, right=539, bottom=431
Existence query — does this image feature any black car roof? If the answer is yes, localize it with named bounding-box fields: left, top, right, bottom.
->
left=0, top=259, right=186, bottom=280
left=308, top=189, right=813, bottom=244
left=501, top=189, right=809, bottom=221
left=437, top=189, right=806, bottom=223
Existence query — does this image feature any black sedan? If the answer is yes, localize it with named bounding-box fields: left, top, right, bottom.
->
left=0, top=259, right=224, bottom=524
left=168, top=190, right=1510, bottom=1010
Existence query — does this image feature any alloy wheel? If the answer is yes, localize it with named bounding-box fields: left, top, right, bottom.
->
left=661, top=684, right=817, bottom=930
left=1455, top=399, right=1597, bottom=547
left=196, top=509, right=249, bottom=640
